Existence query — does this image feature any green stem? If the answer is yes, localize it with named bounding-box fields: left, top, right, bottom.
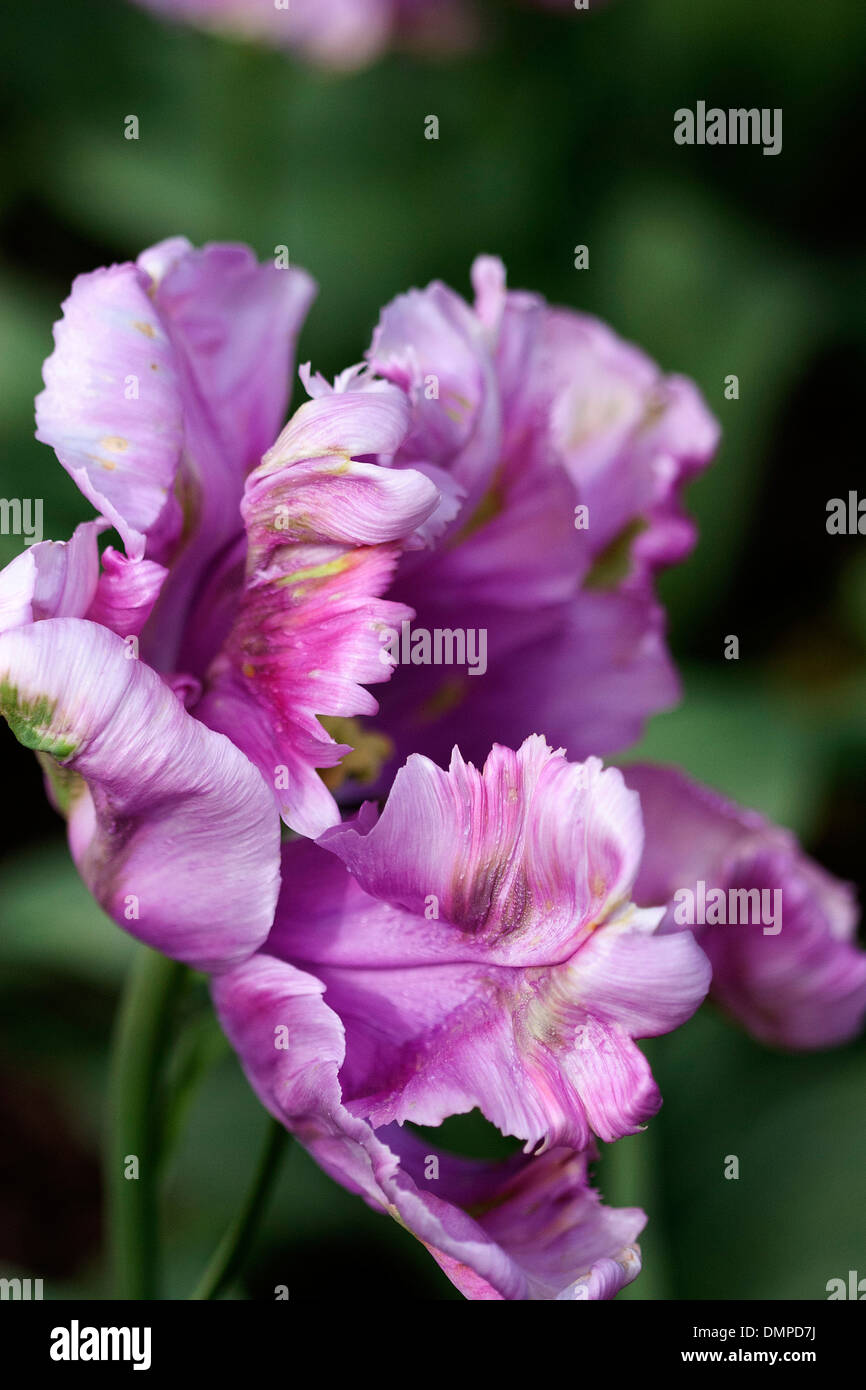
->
left=107, top=946, right=187, bottom=1299
left=190, top=1118, right=289, bottom=1301
left=602, top=1120, right=671, bottom=1301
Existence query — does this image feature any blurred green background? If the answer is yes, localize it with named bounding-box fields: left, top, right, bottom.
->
left=1, top=0, right=864, bottom=1300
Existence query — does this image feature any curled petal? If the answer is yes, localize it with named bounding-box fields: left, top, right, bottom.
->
left=262, top=384, right=412, bottom=481
left=86, top=546, right=168, bottom=639
left=0, top=619, right=280, bottom=970
left=566, top=906, right=712, bottom=1038
left=367, top=277, right=501, bottom=521
left=0, top=523, right=103, bottom=633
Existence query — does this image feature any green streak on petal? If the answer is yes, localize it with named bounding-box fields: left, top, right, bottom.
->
left=448, top=473, right=506, bottom=549
left=276, top=555, right=353, bottom=587
left=583, top=518, right=646, bottom=591
left=0, top=679, right=78, bottom=759
left=36, top=751, right=86, bottom=816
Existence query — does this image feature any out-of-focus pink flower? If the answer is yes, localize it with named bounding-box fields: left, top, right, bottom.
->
left=130, top=0, right=479, bottom=69
left=214, top=735, right=711, bottom=1297
left=128, top=0, right=608, bottom=69
left=625, top=764, right=866, bottom=1050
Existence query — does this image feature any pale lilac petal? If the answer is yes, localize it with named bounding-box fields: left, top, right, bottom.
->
left=471, top=254, right=507, bottom=335
left=626, top=764, right=781, bottom=905
left=625, top=764, right=866, bottom=1050
left=304, top=921, right=673, bottom=1149
left=35, top=265, right=185, bottom=559
left=135, top=0, right=396, bottom=69
left=132, top=1, right=478, bottom=70
left=0, top=619, right=280, bottom=970
left=528, top=306, right=720, bottom=575
left=149, top=242, right=317, bottom=475
left=565, top=906, right=712, bottom=1037
left=0, top=523, right=103, bottom=633
left=0, top=550, right=38, bottom=634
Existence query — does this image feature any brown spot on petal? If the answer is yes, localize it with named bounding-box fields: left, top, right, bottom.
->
left=133, top=320, right=158, bottom=339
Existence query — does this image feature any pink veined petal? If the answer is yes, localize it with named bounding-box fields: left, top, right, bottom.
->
left=275, top=739, right=709, bottom=1150
left=260, top=385, right=412, bottom=482
left=197, top=386, right=440, bottom=837
left=313, top=961, right=649, bottom=1151
left=320, top=737, right=646, bottom=964
left=0, top=618, right=280, bottom=971
left=35, top=264, right=185, bottom=560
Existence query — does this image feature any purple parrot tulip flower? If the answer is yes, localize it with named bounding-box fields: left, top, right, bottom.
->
left=624, top=765, right=866, bottom=1050
left=2, top=235, right=860, bottom=1300
left=213, top=735, right=711, bottom=1297
left=0, top=237, right=441, bottom=965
